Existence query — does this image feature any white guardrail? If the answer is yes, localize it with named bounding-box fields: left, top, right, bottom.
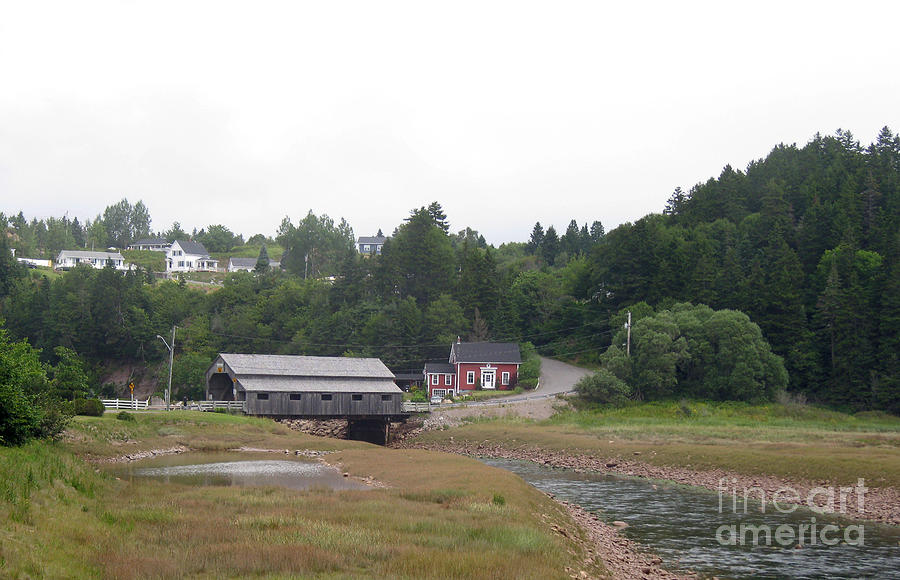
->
left=401, top=402, right=431, bottom=413
left=102, top=398, right=150, bottom=410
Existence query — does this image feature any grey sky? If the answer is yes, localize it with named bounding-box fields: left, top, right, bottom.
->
left=1, top=1, right=898, bottom=245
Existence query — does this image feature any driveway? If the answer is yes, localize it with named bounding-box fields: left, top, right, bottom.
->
left=427, top=357, right=593, bottom=421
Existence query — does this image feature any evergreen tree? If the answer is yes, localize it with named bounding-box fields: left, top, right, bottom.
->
left=541, top=226, right=559, bottom=265
left=254, top=245, right=271, bottom=274
left=526, top=222, right=544, bottom=255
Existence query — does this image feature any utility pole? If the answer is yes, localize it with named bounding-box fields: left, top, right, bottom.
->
left=625, top=311, right=632, bottom=357
left=156, top=325, right=176, bottom=411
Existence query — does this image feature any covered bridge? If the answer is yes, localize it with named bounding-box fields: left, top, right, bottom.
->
left=205, top=353, right=404, bottom=419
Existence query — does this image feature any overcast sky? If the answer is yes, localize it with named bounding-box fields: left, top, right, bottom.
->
left=1, top=1, right=898, bottom=245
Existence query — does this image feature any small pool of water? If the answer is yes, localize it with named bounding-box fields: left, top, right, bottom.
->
left=483, top=458, right=900, bottom=579
left=109, top=452, right=370, bottom=491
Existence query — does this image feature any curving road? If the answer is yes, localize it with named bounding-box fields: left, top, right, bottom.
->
left=442, top=356, right=593, bottom=407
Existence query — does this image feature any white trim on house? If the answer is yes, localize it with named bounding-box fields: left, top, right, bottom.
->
left=55, top=250, right=130, bottom=270
left=166, top=240, right=218, bottom=273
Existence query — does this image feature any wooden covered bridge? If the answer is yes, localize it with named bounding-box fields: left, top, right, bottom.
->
left=205, top=353, right=407, bottom=443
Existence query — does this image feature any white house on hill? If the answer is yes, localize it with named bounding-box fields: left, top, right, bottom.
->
left=127, top=238, right=171, bottom=252
left=227, top=257, right=281, bottom=272
left=357, top=235, right=387, bottom=256
left=56, top=250, right=130, bottom=270
left=166, top=240, right=218, bottom=273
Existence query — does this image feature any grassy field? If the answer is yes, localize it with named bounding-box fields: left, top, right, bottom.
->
left=415, top=401, right=900, bottom=488
left=1, top=412, right=597, bottom=579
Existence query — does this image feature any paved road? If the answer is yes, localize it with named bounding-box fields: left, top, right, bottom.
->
left=443, top=356, right=592, bottom=407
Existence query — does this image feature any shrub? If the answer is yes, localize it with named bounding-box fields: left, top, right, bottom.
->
left=116, top=411, right=136, bottom=422
left=517, top=341, right=541, bottom=388
left=73, top=398, right=105, bottom=417
left=575, top=369, right=632, bottom=406
left=34, top=396, right=74, bottom=440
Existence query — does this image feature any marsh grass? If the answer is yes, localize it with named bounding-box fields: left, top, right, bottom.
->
left=1, top=413, right=597, bottom=579
left=414, top=401, right=900, bottom=487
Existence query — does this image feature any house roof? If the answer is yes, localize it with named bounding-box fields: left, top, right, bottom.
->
left=228, top=257, right=258, bottom=268
left=449, top=342, right=522, bottom=364
left=357, top=236, right=387, bottom=245
left=57, top=250, right=124, bottom=260
left=173, top=240, right=210, bottom=256
left=129, top=238, right=169, bottom=246
left=424, top=362, right=454, bottom=374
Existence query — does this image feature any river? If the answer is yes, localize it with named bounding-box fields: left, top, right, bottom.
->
left=483, top=458, right=900, bottom=579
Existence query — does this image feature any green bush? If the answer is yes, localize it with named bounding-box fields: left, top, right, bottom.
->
left=517, top=341, right=541, bottom=388
left=116, top=411, right=136, bottom=422
left=575, top=369, right=632, bottom=406
left=73, top=398, right=105, bottom=417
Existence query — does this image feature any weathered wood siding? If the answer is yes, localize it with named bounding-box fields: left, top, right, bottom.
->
left=243, top=391, right=402, bottom=417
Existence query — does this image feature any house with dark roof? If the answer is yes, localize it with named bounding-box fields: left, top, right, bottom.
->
left=127, top=238, right=171, bottom=252
left=424, top=340, right=522, bottom=399
left=166, top=240, right=218, bottom=273
left=356, top=235, right=387, bottom=256
left=227, top=257, right=281, bottom=272
left=205, top=353, right=403, bottom=418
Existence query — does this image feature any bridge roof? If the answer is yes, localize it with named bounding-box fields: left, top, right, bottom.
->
left=218, top=353, right=395, bottom=379
left=211, top=353, right=401, bottom=394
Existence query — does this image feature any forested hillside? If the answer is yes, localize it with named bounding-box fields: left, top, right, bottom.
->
left=1, top=128, right=898, bottom=413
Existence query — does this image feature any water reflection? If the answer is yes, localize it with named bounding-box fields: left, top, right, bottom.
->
left=483, top=458, right=900, bottom=580
left=111, top=453, right=370, bottom=491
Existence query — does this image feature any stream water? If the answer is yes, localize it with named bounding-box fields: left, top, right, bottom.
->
left=109, top=452, right=370, bottom=491
left=483, top=458, right=900, bottom=579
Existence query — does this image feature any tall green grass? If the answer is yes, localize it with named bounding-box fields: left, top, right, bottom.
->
left=1, top=412, right=599, bottom=579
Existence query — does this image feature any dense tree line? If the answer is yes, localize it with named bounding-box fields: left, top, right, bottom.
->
left=584, top=128, right=900, bottom=412
left=2, top=128, right=898, bottom=424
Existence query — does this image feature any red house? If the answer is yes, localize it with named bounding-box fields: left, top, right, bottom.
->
left=424, top=341, right=522, bottom=399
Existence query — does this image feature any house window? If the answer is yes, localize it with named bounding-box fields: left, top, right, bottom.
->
left=467, top=371, right=475, bottom=385
left=363, top=244, right=370, bottom=252
left=352, top=394, right=363, bottom=401
left=256, top=393, right=269, bottom=400
left=289, top=394, right=302, bottom=401
left=445, top=375, right=452, bottom=386
left=321, top=394, right=333, bottom=401
left=431, top=374, right=439, bottom=386
left=381, top=394, right=393, bottom=401
left=502, top=372, right=510, bottom=386
left=178, top=261, right=185, bottom=267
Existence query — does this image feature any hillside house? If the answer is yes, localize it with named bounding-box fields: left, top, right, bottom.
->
left=166, top=240, right=218, bottom=273
left=56, top=250, right=130, bottom=270
left=424, top=341, right=522, bottom=399
left=227, top=257, right=281, bottom=272
left=357, top=235, right=386, bottom=256
left=205, top=353, right=403, bottom=418
left=127, top=238, right=171, bottom=252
